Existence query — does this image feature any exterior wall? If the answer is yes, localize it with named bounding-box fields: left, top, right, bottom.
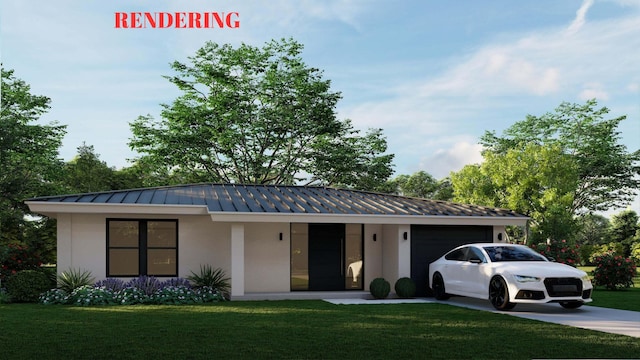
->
left=56, top=214, right=232, bottom=282
left=55, top=213, right=107, bottom=278
left=178, top=216, right=231, bottom=278
left=381, top=225, right=400, bottom=283
left=379, top=224, right=411, bottom=291
left=244, top=222, right=290, bottom=293
left=493, top=225, right=507, bottom=243
left=363, top=224, right=382, bottom=291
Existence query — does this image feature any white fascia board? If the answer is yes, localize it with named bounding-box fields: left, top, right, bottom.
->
left=209, top=212, right=529, bottom=226
left=25, top=201, right=209, bottom=217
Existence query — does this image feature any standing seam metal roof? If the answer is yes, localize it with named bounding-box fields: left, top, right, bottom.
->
left=28, top=183, right=526, bottom=218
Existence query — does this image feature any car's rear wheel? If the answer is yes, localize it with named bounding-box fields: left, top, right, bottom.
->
left=489, top=276, right=515, bottom=310
left=560, top=301, right=583, bottom=309
left=432, top=273, right=449, bottom=300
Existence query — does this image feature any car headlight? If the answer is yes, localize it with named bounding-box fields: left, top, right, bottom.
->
left=582, top=275, right=592, bottom=284
left=514, top=275, right=541, bottom=283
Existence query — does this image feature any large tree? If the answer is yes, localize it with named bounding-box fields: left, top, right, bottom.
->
left=129, top=39, right=394, bottom=190
left=0, top=68, right=66, bottom=243
left=480, top=99, right=640, bottom=213
left=452, top=143, right=580, bottom=242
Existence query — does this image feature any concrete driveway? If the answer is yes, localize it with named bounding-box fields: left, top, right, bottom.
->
left=434, top=296, right=640, bottom=338
left=326, top=296, right=640, bottom=338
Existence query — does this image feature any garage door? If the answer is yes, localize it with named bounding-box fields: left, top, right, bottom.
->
left=411, top=225, right=492, bottom=296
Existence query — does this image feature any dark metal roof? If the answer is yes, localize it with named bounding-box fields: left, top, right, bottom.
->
left=27, top=183, right=526, bottom=218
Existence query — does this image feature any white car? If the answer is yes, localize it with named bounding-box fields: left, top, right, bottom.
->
left=428, top=243, right=593, bottom=310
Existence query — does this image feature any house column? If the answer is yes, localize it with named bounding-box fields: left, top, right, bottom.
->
left=57, top=214, right=72, bottom=276
left=398, top=225, right=411, bottom=279
left=230, top=223, right=245, bottom=297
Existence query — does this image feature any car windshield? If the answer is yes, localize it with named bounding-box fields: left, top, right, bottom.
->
left=482, top=246, right=547, bottom=262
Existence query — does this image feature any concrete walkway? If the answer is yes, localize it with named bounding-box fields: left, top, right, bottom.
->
left=325, top=297, right=640, bottom=338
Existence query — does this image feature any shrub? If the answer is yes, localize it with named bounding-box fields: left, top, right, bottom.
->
left=0, top=243, right=42, bottom=280
left=394, top=277, right=416, bottom=298
left=116, top=287, right=150, bottom=305
left=40, top=288, right=70, bottom=305
left=195, top=286, right=227, bottom=302
left=57, top=268, right=95, bottom=293
left=125, top=276, right=162, bottom=296
left=369, top=278, right=390, bottom=299
left=530, top=240, right=580, bottom=266
left=94, top=278, right=126, bottom=292
left=592, top=252, right=637, bottom=290
left=589, top=242, right=626, bottom=264
left=188, top=265, right=230, bottom=299
left=5, top=270, right=51, bottom=302
left=152, top=286, right=201, bottom=305
left=69, top=286, right=116, bottom=306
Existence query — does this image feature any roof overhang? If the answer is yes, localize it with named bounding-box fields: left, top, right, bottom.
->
left=25, top=201, right=210, bottom=217
left=26, top=201, right=529, bottom=226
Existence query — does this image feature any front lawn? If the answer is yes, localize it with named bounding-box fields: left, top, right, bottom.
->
left=1, top=301, right=638, bottom=359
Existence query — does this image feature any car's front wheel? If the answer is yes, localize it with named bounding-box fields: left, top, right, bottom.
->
left=432, top=273, right=449, bottom=300
left=489, top=276, right=515, bottom=310
left=560, top=301, right=583, bottom=309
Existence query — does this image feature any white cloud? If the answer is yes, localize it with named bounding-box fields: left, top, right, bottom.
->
left=418, top=139, right=484, bottom=179
left=566, top=0, right=594, bottom=35
left=579, top=82, right=610, bottom=100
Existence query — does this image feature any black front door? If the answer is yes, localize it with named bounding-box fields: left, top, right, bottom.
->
left=308, top=223, right=345, bottom=291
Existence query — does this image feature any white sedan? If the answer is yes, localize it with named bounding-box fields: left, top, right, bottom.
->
left=428, top=243, right=593, bottom=310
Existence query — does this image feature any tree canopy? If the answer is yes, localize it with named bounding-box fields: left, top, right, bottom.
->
left=0, top=67, right=66, bottom=243
left=480, top=99, right=640, bottom=213
left=384, top=171, right=453, bottom=200
left=451, top=143, right=579, bottom=242
left=129, top=38, right=394, bottom=190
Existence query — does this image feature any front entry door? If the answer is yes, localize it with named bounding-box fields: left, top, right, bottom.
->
left=308, top=223, right=345, bottom=291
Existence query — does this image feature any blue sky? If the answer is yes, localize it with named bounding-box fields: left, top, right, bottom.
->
left=1, top=0, right=639, bottom=214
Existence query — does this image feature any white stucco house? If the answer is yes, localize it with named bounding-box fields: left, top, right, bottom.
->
left=26, top=183, right=528, bottom=299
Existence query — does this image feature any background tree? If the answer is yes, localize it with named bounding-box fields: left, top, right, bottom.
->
left=575, top=213, right=610, bottom=245
left=129, top=39, right=394, bottom=190
left=63, top=143, right=117, bottom=193
left=0, top=68, right=66, bottom=244
left=609, top=210, right=639, bottom=256
left=384, top=171, right=453, bottom=200
left=60, top=143, right=145, bottom=194
left=480, top=99, right=640, bottom=213
left=451, top=143, right=580, bottom=243
left=1, top=67, right=66, bottom=266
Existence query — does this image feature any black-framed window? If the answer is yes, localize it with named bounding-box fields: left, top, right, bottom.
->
left=107, top=219, right=178, bottom=277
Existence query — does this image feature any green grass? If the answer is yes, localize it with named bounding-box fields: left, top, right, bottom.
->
left=1, top=301, right=638, bottom=359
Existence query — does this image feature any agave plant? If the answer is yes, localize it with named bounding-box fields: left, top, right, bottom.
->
left=57, top=268, right=95, bottom=293
left=188, top=265, right=230, bottom=299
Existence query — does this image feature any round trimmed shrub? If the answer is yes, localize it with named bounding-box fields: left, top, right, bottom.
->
left=5, top=270, right=51, bottom=302
left=394, top=277, right=416, bottom=298
left=369, top=277, right=390, bottom=299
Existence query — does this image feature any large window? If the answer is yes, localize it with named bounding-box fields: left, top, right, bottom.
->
left=107, top=219, right=178, bottom=277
